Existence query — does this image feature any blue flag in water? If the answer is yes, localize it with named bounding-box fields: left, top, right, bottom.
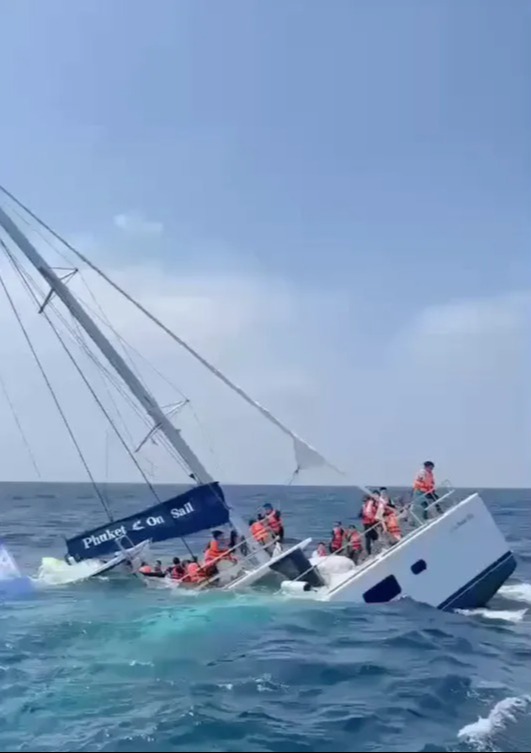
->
left=66, top=482, right=229, bottom=561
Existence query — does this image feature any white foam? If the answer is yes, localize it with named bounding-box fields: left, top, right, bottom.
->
left=458, top=695, right=531, bottom=745
left=457, top=608, right=527, bottom=623
left=499, top=582, right=531, bottom=605
left=36, top=557, right=103, bottom=585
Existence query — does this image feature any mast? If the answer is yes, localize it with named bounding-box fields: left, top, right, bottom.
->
left=0, top=205, right=213, bottom=486
left=0, top=204, right=267, bottom=563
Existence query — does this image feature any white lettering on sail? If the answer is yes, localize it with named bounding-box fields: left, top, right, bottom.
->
left=82, top=525, right=127, bottom=550
left=132, top=519, right=144, bottom=531
left=147, top=515, right=165, bottom=527
left=170, top=501, right=194, bottom=519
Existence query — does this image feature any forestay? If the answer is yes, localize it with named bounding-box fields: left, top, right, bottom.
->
left=66, top=482, right=229, bottom=561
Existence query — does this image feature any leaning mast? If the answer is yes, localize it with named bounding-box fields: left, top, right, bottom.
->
left=0, top=205, right=260, bottom=549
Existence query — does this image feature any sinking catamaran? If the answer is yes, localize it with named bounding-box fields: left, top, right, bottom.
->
left=0, top=186, right=517, bottom=608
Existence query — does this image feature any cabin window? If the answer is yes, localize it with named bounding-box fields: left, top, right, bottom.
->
left=411, top=559, right=427, bottom=575
left=363, top=574, right=402, bottom=603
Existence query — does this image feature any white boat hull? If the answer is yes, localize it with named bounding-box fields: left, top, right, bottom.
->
left=315, top=493, right=516, bottom=610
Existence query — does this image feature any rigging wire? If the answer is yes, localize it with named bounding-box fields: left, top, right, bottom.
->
left=0, top=235, right=199, bottom=559
left=1, top=239, right=164, bottom=507
left=0, top=238, right=113, bottom=519
left=0, top=368, right=41, bottom=479
left=0, top=183, right=340, bottom=479
left=0, top=194, right=207, bottom=479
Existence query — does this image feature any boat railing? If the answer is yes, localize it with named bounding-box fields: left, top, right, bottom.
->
left=193, top=534, right=279, bottom=590
left=169, top=484, right=462, bottom=592
left=281, top=483, right=461, bottom=589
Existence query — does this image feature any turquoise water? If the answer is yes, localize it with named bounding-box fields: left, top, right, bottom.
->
left=1, top=484, right=530, bottom=752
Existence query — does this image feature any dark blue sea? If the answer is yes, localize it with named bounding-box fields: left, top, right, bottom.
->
left=1, top=484, right=530, bottom=753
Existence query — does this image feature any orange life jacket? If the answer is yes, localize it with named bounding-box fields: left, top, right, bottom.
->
left=349, top=530, right=362, bottom=551
left=266, top=509, right=283, bottom=535
left=362, top=499, right=376, bottom=526
left=330, top=527, right=344, bottom=552
left=139, top=564, right=152, bottom=574
left=170, top=565, right=185, bottom=580
left=185, top=561, right=204, bottom=583
left=250, top=521, right=270, bottom=544
left=414, top=468, right=435, bottom=494
left=205, top=540, right=233, bottom=564
left=386, top=511, right=402, bottom=539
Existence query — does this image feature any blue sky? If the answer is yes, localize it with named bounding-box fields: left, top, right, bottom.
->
left=0, top=1, right=529, bottom=486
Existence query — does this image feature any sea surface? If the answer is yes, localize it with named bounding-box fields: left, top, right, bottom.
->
left=0, top=483, right=530, bottom=753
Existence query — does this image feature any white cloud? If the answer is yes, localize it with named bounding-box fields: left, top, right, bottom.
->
left=0, top=241, right=529, bottom=488
left=113, top=212, right=164, bottom=236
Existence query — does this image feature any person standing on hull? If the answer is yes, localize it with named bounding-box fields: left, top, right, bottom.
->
left=413, top=461, right=442, bottom=520
left=360, top=495, right=379, bottom=556
left=263, top=503, right=284, bottom=544
left=329, top=522, right=345, bottom=554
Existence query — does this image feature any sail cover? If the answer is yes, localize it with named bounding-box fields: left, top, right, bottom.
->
left=66, top=482, right=229, bottom=561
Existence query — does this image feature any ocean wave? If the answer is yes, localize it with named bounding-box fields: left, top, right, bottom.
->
left=499, top=582, right=531, bottom=605
left=457, top=695, right=531, bottom=748
left=457, top=608, right=527, bottom=623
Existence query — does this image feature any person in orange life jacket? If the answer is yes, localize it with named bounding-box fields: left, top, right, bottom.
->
left=167, top=557, right=185, bottom=580
left=263, top=503, right=284, bottom=543
left=249, top=516, right=270, bottom=546
left=413, top=461, right=442, bottom=520
left=384, top=506, right=402, bottom=544
left=360, top=495, right=379, bottom=556
left=205, top=530, right=236, bottom=567
left=346, top=524, right=363, bottom=565
left=138, top=560, right=165, bottom=578
left=185, top=557, right=206, bottom=584
left=316, top=542, right=328, bottom=558
left=329, top=522, right=345, bottom=554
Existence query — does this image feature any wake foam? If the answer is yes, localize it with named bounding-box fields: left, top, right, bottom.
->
left=499, top=582, right=531, bottom=605
left=457, top=608, right=527, bottom=623
left=458, top=695, right=531, bottom=746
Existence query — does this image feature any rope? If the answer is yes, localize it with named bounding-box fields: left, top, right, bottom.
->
left=1, top=240, right=163, bottom=508
left=0, top=368, right=41, bottom=479
left=0, top=240, right=113, bottom=519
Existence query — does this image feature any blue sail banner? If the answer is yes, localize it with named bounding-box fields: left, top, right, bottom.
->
left=66, top=482, right=229, bottom=561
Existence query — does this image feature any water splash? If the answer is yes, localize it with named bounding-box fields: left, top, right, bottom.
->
left=458, top=695, right=531, bottom=747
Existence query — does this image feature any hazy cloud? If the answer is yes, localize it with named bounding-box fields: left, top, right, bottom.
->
left=113, top=212, right=164, bottom=237
left=0, top=242, right=528, bottom=488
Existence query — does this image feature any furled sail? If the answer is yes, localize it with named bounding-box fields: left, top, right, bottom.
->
left=66, top=483, right=229, bottom=561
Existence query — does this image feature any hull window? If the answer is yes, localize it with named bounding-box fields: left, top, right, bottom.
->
left=363, top=574, right=402, bottom=603
left=411, top=559, right=427, bottom=575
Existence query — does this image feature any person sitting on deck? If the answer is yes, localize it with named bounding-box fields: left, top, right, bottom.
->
left=263, top=503, right=285, bottom=544
left=316, top=542, right=328, bottom=558
left=167, top=557, right=186, bottom=580
left=182, top=557, right=207, bottom=585
left=249, top=515, right=271, bottom=547
left=413, top=461, right=442, bottom=520
left=329, top=522, right=345, bottom=554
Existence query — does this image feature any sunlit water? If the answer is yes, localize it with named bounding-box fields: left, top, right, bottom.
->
left=1, top=484, right=530, bottom=752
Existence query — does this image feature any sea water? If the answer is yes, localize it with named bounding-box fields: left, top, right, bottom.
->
left=0, top=483, right=530, bottom=752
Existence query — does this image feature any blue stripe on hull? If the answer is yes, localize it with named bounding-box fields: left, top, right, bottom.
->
left=438, top=551, right=517, bottom=611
